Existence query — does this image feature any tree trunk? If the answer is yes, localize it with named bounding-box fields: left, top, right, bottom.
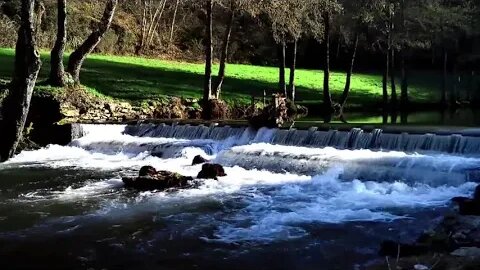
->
left=382, top=49, right=389, bottom=106
left=203, top=0, right=213, bottom=102
left=214, top=1, right=235, bottom=99
left=399, top=0, right=408, bottom=107
left=390, top=48, right=397, bottom=106
left=400, top=49, right=408, bottom=107
left=339, top=33, right=358, bottom=109
left=441, top=48, right=448, bottom=106
left=450, top=63, right=458, bottom=106
left=0, top=0, right=41, bottom=162
left=323, top=12, right=333, bottom=111
left=278, top=41, right=286, bottom=96
left=168, top=0, right=180, bottom=47
left=135, top=0, right=148, bottom=55
left=335, top=37, right=341, bottom=60
left=288, top=40, right=298, bottom=101
left=67, top=0, right=117, bottom=84
left=146, top=0, right=167, bottom=48
left=34, top=0, right=45, bottom=40
left=49, top=0, right=67, bottom=87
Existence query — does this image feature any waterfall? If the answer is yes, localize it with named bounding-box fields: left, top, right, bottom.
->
left=73, top=123, right=480, bottom=155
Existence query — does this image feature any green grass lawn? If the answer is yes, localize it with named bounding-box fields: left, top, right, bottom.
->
left=0, top=47, right=442, bottom=106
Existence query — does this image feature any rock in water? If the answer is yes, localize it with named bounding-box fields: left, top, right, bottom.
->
left=197, top=164, right=226, bottom=180
left=452, top=185, right=480, bottom=216
left=123, top=166, right=193, bottom=191
left=139, top=165, right=158, bottom=177
left=192, top=155, right=209, bottom=166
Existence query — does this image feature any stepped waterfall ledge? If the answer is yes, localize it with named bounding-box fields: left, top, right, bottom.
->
left=1, top=122, right=480, bottom=269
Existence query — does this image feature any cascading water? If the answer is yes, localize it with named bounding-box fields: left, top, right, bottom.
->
left=1, top=123, right=479, bottom=269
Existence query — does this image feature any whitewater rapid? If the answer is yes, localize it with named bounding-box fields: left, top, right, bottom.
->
left=1, top=124, right=479, bottom=244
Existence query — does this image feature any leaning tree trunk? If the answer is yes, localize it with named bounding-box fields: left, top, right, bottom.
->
left=441, top=48, right=448, bottom=106
left=288, top=40, right=298, bottom=101
left=339, top=33, right=359, bottom=109
left=0, top=0, right=41, bottom=162
left=390, top=49, right=397, bottom=106
left=146, top=0, right=167, bottom=48
left=214, top=1, right=235, bottom=99
left=323, top=12, right=333, bottom=111
left=67, top=0, right=117, bottom=84
left=278, top=41, right=287, bottom=97
left=203, top=0, right=213, bottom=102
left=49, top=0, right=67, bottom=87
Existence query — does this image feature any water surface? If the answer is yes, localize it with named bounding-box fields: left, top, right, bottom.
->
left=0, top=125, right=477, bottom=269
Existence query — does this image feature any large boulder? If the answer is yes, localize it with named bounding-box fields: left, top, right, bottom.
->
left=197, top=163, right=226, bottom=180
left=123, top=166, right=193, bottom=191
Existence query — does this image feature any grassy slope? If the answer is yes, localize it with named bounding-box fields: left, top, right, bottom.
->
left=0, top=48, right=441, bottom=106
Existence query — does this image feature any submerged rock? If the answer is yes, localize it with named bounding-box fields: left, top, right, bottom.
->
left=123, top=166, right=193, bottom=191
left=192, top=155, right=209, bottom=166
left=452, top=185, right=480, bottom=216
left=197, top=163, right=226, bottom=180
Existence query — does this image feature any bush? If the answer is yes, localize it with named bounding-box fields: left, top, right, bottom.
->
left=96, top=30, right=119, bottom=54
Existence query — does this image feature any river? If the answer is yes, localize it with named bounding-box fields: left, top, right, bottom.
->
left=0, top=124, right=478, bottom=269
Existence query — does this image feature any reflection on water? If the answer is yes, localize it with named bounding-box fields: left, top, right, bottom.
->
left=302, top=109, right=480, bottom=126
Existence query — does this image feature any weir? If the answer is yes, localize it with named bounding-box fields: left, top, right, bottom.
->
left=73, top=123, right=480, bottom=155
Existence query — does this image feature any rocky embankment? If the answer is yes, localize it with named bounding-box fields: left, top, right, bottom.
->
left=368, top=186, right=480, bottom=270
left=29, top=86, right=205, bottom=124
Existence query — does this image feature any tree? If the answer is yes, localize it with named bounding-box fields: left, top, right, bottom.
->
left=135, top=0, right=168, bottom=55
left=213, top=0, right=236, bottom=99
left=305, top=0, right=342, bottom=112
left=265, top=0, right=307, bottom=100
left=212, top=0, right=264, bottom=99
left=168, top=0, right=181, bottom=47
left=417, top=0, right=474, bottom=106
left=203, top=0, right=213, bottom=102
left=0, top=0, right=41, bottom=162
left=48, top=0, right=67, bottom=87
left=336, top=0, right=374, bottom=111
left=67, top=0, right=118, bottom=84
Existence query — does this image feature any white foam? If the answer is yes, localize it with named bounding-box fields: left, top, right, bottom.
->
left=205, top=167, right=476, bottom=243
left=55, top=178, right=124, bottom=200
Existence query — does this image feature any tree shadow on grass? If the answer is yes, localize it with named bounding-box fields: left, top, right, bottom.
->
left=1, top=49, right=434, bottom=106
left=80, top=57, right=323, bottom=103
